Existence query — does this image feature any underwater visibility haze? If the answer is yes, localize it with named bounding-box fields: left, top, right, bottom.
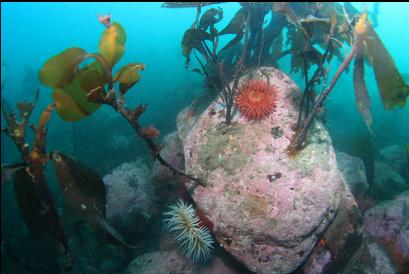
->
left=1, top=2, right=409, bottom=274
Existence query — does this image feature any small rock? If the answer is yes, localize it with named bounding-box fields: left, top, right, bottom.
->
left=303, top=184, right=363, bottom=274
left=378, top=145, right=409, bottom=179
left=373, top=161, right=408, bottom=200
left=336, top=151, right=369, bottom=201
left=125, top=250, right=240, bottom=274
left=103, top=160, right=154, bottom=236
left=343, top=191, right=409, bottom=273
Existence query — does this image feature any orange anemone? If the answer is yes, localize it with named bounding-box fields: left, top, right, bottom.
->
left=235, top=79, right=277, bottom=120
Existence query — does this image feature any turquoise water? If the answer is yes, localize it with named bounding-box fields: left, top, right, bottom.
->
left=1, top=2, right=408, bottom=274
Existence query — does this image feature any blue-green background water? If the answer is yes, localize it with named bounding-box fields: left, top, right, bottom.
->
left=1, top=2, right=409, bottom=274
left=2, top=2, right=408, bottom=168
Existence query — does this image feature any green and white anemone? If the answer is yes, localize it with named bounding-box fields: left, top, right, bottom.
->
left=163, top=199, right=214, bottom=263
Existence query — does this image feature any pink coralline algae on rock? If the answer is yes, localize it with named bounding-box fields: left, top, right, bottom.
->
left=178, top=67, right=356, bottom=274
left=103, top=160, right=154, bottom=234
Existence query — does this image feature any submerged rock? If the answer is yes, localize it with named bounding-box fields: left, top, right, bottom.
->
left=103, top=160, right=154, bottom=235
left=125, top=250, right=241, bottom=274
left=178, top=67, right=355, bottom=273
left=303, top=186, right=363, bottom=274
left=152, top=131, right=185, bottom=184
left=371, top=144, right=409, bottom=200
left=378, top=144, right=409, bottom=179
left=364, top=191, right=409, bottom=264
left=373, top=161, right=408, bottom=200
left=342, top=191, right=409, bottom=273
left=336, top=151, right=369, bottom=201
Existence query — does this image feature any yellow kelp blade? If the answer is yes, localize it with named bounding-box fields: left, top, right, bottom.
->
left=365, top=25, right=409, bottom=109
left=113, top=63, right=145, bottom=94
left=99, top=22, right=127, bottom=68
left=39, top=47, right=86, bottom=88
left=52, top=65, right=104, bottom=122
left=53, top=89, right=88, bottom=122
left=80, top=63, right=107, bottom=94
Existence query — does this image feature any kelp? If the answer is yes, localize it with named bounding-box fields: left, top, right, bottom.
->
left=273, top=2, right=303, bottom=30
left=52, top=152, right=106, bottom=220
left=182, top=28, right=211, bottom=60
left=218, top=30, right=244, bottom=54
left=1, top=162, right=26, bottom=185
left=113, top=63, right=145, bottom=94
left=299, top=16, right=331, bottom=44
left=1, top=97, right=74, bottom=273
left=54, top=70, right=102, bottom=121
left=365, top=25, right=409, bottom=109
left=38, top=22, right=137, bottom=121
left=162, top=2, right=223, bottom=8
left=39, top=47, right=86, bottom=89
left=353, top=44, right=372, bottom=130
left=53, top=88, right=89, bottom=121
left=39, top=17, right=203, bottom=187
left=99, top=22, right=127, bottom=68
left=166, top=4, right=407, bottom=154
left=199, top=7, right=223, bottom=30
left=13, top=168, right=48, bottom=238
left=219, top=8, right=246, bottom=35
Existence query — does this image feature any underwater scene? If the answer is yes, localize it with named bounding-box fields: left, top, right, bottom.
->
left=1, top=2, right=409, bottom=274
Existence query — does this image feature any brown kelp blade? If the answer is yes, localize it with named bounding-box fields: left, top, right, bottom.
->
left=365, top=25, right=409, bottom=109
left=219, top=8, right=246, bottom=35
left=1, top=162, right=27, bottom=185
left=97, top=215, right=138, bottom=249
left=52, top=151, right=106, bottom=218
left=182, top=28, right=211, bottom=58
left=162, top=2, right=224, bottom=8
left=14, top=168, right=49, bottom=238
left=198, top=7, right=223, bottom=31
left=353, top=44, right=372, bottom=131
left=52, top=152, right=137, bottom=248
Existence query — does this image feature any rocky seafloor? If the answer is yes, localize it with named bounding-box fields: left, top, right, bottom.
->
left=3, top=68, right=407, bottom=274
left=111, top=68, right=409, bottom=274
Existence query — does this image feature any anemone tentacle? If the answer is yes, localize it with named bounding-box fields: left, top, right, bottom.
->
left=163, top=199, right=214, bottom=263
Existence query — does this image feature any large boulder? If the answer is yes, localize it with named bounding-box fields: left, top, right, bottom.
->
left=179, top=67, right=352, bottom=273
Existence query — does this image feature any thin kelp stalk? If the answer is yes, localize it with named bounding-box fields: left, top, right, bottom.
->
left=86, top=57, right=204, bottom=186
left=114, top=96, right=204, bottom=185
left=296, top=40, right=334, bottom=130
left=296, top=56, right=310, bottom=129
left=288, top=13, right=369, bottom=155
left=222, top=10, right=251, bottom=125
left=1, top=95, right=74, bottom=273
left=288, top=42, right=359, bottom=155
